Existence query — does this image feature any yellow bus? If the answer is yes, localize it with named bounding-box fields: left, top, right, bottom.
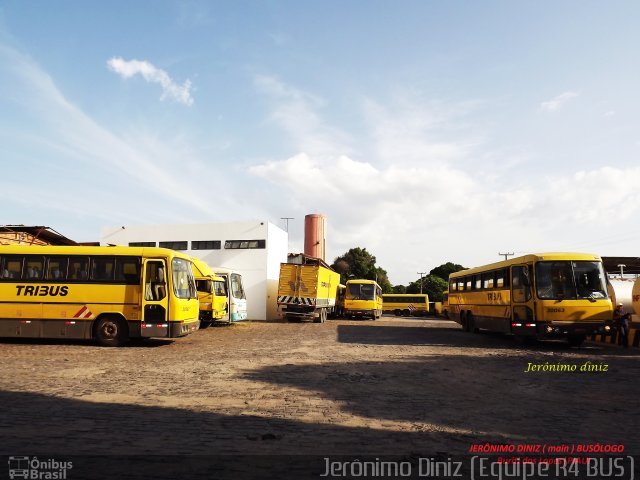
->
left=191, top=257, right=227, bottom=328
left=0, top=245, right=200, bottom=346
left=382, top=293, right=429, bottom=317
left=441, top=292, right=449, bottom=318
left=212, top=267, right=248, bottom=322
left=331, top=283, right=346, bottom=318
left=448, top=253, right=613, bottom=346
left=344, top=279, right=383, bottom=320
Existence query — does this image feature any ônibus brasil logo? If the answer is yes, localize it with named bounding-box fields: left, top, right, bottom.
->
left=8, top=456, right=73, bottom=479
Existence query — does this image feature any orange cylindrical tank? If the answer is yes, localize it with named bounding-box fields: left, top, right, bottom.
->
left=304, top=214, right=326, bottom=262
left=632, top=278, right=640, bottom=315
left=609, top=278, right=635, bottom=312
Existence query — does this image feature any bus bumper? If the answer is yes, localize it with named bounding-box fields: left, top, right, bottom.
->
left=168, top=319, right=200, bottom=337
left=537, top=321, right=614, bottom=338
left=345, top=309, right=374, bottom=318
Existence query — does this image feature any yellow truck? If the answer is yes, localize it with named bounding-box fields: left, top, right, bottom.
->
left=277, top=254, right=341, bottom=323
left=191, top=257, right=228, bottom=328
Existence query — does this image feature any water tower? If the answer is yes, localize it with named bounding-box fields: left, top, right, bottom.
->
left=304, top=213, right=327, bottom=262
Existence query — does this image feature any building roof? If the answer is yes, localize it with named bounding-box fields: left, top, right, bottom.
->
left=602, top=256, right=640, bottom=276
left=0, top=225, right=78, bottom=246
left=287, top=252, right=333, bottom=270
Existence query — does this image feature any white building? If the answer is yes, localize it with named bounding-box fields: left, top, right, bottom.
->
left=100, top=221, right=288, bottom=321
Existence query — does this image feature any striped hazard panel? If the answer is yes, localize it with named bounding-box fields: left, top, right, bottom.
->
left=277, top=296, right=315, bottom=306
left=73, top=306, right=94, bottom=319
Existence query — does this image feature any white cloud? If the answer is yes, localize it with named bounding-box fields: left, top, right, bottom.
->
left=107, top=57, right=194, bottom=106
left=539, top=91, right=579, bottom=112
left=250, top=150, right=640, bottom=283
left=362, top=96, right=477, bottom=166
left=0, top=43, right=239, bottom=225
left=250, top=78, right=640, bottom=284
left=254, top=74, right=353, bottom=156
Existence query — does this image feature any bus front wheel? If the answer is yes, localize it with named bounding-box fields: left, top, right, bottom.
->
left=95, top=316, right=128, bottom=347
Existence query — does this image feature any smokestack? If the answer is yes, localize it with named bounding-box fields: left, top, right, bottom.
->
left=304, top=213, right=326, bottom=262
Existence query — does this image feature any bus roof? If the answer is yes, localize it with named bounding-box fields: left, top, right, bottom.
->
left=346, top=278, right=380, bottom=286
left=382, top=293, right=428, bottom=297
left=449, top=252, right=603, bottom=279
left=190, top=257, right=215, bottom=277
left=0, top=244, right=193, bottom=260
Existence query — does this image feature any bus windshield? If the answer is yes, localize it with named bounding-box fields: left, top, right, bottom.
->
left=214, top=279, right=227, bottom=296
left=347, top=283, right=376, bottom=300
left=196, top=279, right=212, bottom=294
left=230, top=273, right=245, bottom=299
left=172, top=258, right=197, bottom=299
left=535, top=261, right=607, bottom=300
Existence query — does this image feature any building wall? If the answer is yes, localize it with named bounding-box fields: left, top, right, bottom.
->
left=0, top=232, right=48, bottom=245
left=100, top=221, right=288, bottom=321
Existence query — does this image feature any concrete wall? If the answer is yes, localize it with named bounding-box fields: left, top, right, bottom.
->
left=100, top=221, right=288, bottom=321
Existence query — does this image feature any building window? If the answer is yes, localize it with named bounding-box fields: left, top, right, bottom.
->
left=159, top=241, right=188, bottom=251
left=129, top=242, right=156, bottom=247
left=224, top=239, right=266, bottom=249
left=192, top=240, right=221, bottom=250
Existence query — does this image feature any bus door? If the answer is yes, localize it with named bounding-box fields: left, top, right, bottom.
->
left=141, top=259, right=169, bottom=337
left=510, top=264, right=536, bottom=336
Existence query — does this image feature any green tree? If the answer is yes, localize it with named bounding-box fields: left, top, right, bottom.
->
left=331, top=247, right=393, bottom=293
left=406, top=273, right=453, bottom=301
left=430, top=262, right=466, bottom=281
left=392, top=284, right=407, bottom=294
left=375, top=267, right=393, bottom=293
left=420, top=275, right=448, bottom=302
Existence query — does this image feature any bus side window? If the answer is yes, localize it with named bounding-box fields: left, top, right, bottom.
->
left=115, top=257, right=140, bottom=284
left=24, top=256, right=44, bottom=280
left=91, top=257, right=115, bottom=282
left=512, top=266, right=532, bottom=302
left=145, top=262, right=166, bottom=301
left=2, top=256, right=24, bottom=280
left=46, top=257, right=68, bottom=280
left=69, top=257, right=89, bottom=281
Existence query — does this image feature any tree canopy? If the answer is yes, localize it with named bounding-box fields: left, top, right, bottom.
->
left=331, top=247, right=393, bottom=293
left=330, top=252, right=465, bottom=297
left=392, top=262, right=466, bottom=301
left=405, top=275, right=448, bottom=301
left=429, top=262, right=466, bottom=281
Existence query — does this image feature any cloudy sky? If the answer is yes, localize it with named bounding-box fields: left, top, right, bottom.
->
left=1, top=1, right=639, bottom=285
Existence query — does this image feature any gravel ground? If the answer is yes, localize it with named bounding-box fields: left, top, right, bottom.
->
left=1, top=317, right=638, bottom=477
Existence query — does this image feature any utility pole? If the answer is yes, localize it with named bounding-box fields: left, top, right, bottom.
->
left=417, top=271, right=427, bottom=294
left=618, top=264, right=626, bottom=278
left=280, top=217, right=294, bottom=233
left=498, top=252, right=514, bottom=261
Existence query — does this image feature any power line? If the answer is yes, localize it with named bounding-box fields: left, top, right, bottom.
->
left=280, top=217, right=294, bottom=233
left=417, top=271, right=427, bottom=294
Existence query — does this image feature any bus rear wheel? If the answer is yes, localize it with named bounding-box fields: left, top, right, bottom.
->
left=95, top=316, right=128, bottom=347
left=467, top=313, right=479, bottom=333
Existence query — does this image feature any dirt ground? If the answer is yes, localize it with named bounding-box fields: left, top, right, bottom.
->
left=1, top=317, right=638, bottom=476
